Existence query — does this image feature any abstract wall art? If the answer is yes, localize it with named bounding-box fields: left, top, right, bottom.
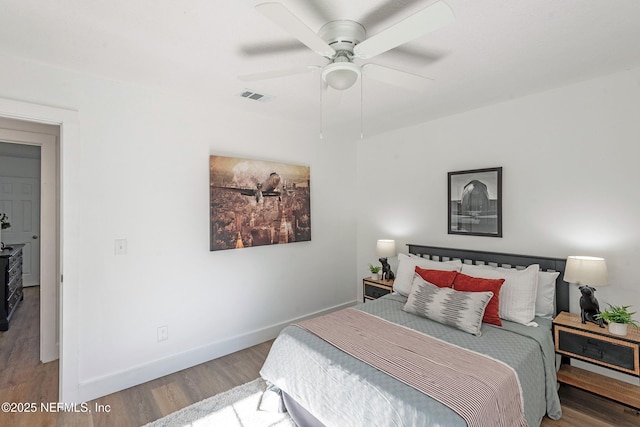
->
left=210, top=155, right=311, bottom=251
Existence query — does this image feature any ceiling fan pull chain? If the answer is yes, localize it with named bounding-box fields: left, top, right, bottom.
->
left=360, top=74, right=364, bottom=139
left=319, top=77, right=324, bottom=139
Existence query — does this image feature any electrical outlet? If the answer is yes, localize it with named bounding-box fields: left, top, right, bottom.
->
left=157, top=325, right=168, bottom=342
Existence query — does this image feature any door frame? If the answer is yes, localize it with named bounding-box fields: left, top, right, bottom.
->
left=0, top=97, right=81, bottom=402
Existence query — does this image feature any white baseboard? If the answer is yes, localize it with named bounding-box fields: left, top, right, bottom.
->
left=77, top=300, right=357, bottom=402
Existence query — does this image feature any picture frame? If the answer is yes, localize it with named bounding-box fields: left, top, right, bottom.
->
left=209, top=155, right=311, bottom=251
left=448, top=167, right=502, bottom=237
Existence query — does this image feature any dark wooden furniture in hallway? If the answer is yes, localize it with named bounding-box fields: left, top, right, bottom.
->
left=0, top=244, right=24, bottom=331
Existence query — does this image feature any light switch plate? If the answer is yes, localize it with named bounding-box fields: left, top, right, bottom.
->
left=115, top=239, right=127, bottom=255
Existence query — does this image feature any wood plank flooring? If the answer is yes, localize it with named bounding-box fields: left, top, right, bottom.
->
left=1, top=286, right=638, bottom=426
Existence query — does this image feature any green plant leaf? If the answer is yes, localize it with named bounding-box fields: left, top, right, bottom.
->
left=595, top=303, right=639, bottom=326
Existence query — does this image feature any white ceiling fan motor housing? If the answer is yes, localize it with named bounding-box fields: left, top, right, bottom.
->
left=318, top=20, right=366, bottom=55
left=319, top=21, right=366, bottom=90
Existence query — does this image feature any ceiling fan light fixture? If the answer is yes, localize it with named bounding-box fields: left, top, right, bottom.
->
left=322, top=62, right=361, bottom=90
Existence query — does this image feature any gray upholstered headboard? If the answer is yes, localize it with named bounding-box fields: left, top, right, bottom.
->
left=406, top=244, right=569, bottom=314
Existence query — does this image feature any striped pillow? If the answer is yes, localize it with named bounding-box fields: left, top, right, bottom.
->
left=403, top=274, right=493, bottom=336
left=461, top=263, right=539, bottom=326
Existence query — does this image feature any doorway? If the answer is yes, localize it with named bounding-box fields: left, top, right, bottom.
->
left=0, top=144, right=41, bottom=287
left=0, top=97, right=80, bottom=402
left=0, top=117, right=59, bottom=363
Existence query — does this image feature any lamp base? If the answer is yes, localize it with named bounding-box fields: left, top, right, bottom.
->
left=578, top=285, right=605, bottom=328
left=379, top=257, right=395, bottom=281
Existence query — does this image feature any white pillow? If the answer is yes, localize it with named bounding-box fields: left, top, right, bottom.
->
left=394, top=253, right=462, bottom=297
left=460, top=263, right=539, bottom=326
left=403, top=275, right=493, bottom=336
left=536, top=271, right=559, bottom=318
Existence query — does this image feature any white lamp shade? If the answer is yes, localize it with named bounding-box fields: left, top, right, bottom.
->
left=376, top=240, right=396, bottom=258
left=564, top=256, right=608, bottom=286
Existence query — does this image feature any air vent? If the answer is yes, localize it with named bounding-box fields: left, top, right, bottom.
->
left=239, top=89, right=272, bottom=101
left=241, top=90, right=263, bottom=100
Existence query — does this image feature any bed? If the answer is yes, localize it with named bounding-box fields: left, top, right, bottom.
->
left=260, top=245, right=568, bottom=426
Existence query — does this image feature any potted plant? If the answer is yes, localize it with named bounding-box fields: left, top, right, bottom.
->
left=368, top=264, right=381, bottom=280
left=596, top=304, right=638, bottom=336
left=0, top=212, right=9, bottom=250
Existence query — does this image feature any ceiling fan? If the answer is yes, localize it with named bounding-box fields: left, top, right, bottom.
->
left=239, top=1, right=455, bottom=92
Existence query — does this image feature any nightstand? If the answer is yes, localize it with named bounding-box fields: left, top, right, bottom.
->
left=553, top=311, right=640, bottom=409
left=363, top=277, right=394, bottom=302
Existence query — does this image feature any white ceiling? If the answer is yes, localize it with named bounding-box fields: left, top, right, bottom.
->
left=1, top=0, right=640, bottom=136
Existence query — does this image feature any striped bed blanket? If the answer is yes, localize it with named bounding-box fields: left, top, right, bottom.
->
left=260, top=294, right=561, bottom=426
left=297, top=308, right=527, bottom=427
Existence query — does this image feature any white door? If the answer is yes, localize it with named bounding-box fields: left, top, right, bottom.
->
left=0, top=176, right=41, bottom=286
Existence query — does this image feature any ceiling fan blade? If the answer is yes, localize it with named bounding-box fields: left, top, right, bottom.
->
left=362, top=64, right=433, bottom=91
left=239, top=40, right=309, bottom=57
left=353, top=0, right=455, bottom=60
left=255, top=2, right=336, bottom=57
left=238, top=66, right=320, bottom=82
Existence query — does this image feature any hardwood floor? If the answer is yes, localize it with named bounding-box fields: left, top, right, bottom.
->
left=0, top=287, right=272, bottom=426
left=1, top=286, right=638, bottom=426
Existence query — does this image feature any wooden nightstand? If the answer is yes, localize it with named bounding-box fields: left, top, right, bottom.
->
left=362, top=277, right=394, bottom=302
left=553, top=311, right=640, bottom=409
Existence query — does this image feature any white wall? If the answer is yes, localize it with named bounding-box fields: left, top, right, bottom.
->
left=356, top=66, right=640, bottom=317
left=0, top=53, right=358, bottom=401
left=2, top=48, right=638, bottom=401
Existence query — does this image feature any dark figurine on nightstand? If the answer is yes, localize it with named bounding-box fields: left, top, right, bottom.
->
left=379, top=257, right=395, bottom=281
left=579, top=285, right=605, bottom=328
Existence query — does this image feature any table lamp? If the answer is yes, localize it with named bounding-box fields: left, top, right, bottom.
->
left=376, top=239, right=396, bottom=281
left=563, top=256, right=608, bottom=326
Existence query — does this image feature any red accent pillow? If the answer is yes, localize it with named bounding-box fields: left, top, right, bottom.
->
left=453, top=273, right=505, bottom=326
left=414, top=267, right=457, bottom=288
